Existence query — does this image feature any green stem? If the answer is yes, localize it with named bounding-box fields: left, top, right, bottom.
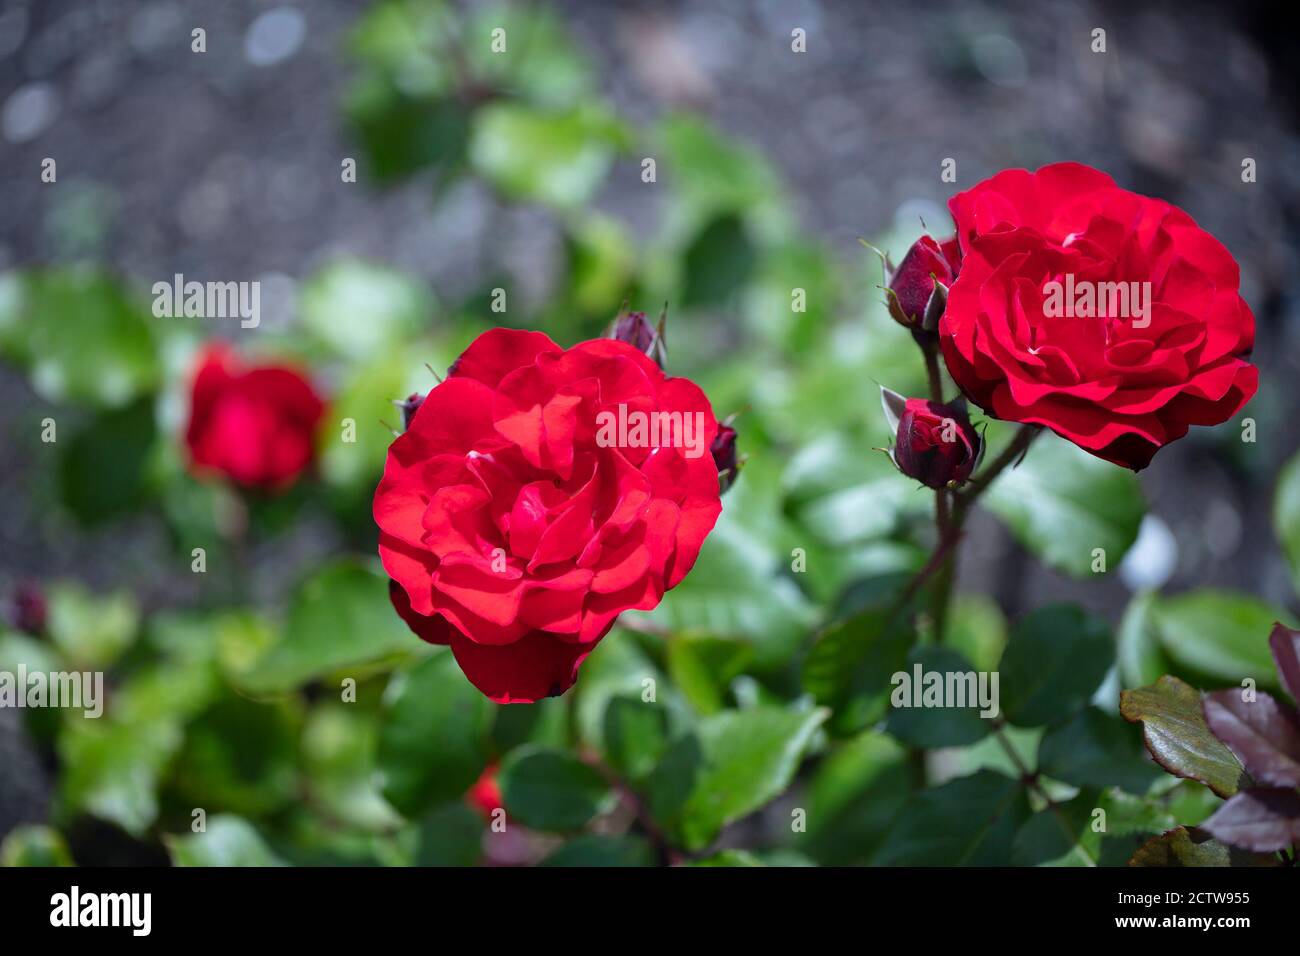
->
left=926, top=424, right=1042, bottom=643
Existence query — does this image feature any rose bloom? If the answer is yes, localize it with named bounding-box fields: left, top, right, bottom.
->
left=375, top=328, right=723, bottom=703
left=185, top=342, right=327, bottom=490
left=940, top=162, right=1257, bottom=470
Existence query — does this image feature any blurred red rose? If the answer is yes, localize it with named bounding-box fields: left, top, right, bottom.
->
left=376, top=328, right=722, bottom=703
left=466, top=763, right=503, bottom=821
left=940, top=162, right=1256, bottom=470
left=185, top=342, right=327, bottom=491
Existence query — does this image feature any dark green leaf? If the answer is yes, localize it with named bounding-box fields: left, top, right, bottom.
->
left=498, top=746, right=613, bottom=831
left=378, top=653, right=493, bottom=818
left=998, top=604, right=1112, bottom=727
left=649, top=706, right=828, bottom=851
left=541, top=835, right=654, bottom=867
left=872, top=770, right=1031, bottom=866
left=884, top=646, right=993, bottom=748
left=1037, top=707, right=1162, bottom=792
left=239, top=560, right=415, bottom=693
left=602, top=696, right=669, bottom=783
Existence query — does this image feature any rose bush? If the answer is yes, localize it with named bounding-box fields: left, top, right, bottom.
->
left=184, top=342, right=327, bottom=491
left=374, top=328, right=723, bottom=703
left=939, top=162, right=1257, bottom=470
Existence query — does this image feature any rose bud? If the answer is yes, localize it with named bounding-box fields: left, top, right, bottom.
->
left=609, top=305, right=667, bottom=368
left=883, top=234, right=960, bottom=331
left=10, top=582, right=47, bottom=636
left=185, top=342, right=327, bottom=492
left=711, top=423, right=740, bottom=494
left=880, top=386, right=983, bottom=488
left=393, top=392, right=424, bottom=431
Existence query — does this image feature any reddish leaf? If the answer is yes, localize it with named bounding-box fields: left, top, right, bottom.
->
left=1200, top=788, right=1300, bottom=854
left=1269, top=622, right=1300, bottom=704
left=1204, top=690, right=1300, bottom=788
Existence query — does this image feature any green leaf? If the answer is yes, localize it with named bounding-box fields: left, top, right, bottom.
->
left=342, top=79, right=471, bottom=185
left=649, top=706, right=828, bottom=851
left=666, top=634, right=754, bottom=715
left=802, top=730, right=910, bottom=865
left=58, top=397, right=157, bottom=524
left=944, top=594, right=1007, bottom=673
left=238, top=560, right=416, bottom=693
left=541, top=835, right=654, bottom=867
left=638, top=518, right=815, bottom=668
left=57, top=715, right=180, bottom=837
left=0, top=825, right=74, bottom=867
left=498, top=746, right=614, bottom=831
left=1010, top=793, right=1101, bottom=867
left=1120, top=675, right=1247, bottom=798
left=1117, top=590, right=1171, bottom=689
left=377, top=652, right=493, bottom=818
left=302, top=704, right=402, bottom=832
left=602, top=696, right=669, bottom=784
left=169, top=693, right=300, bottom=817
left=0, top=269, right=159, bottom=408
left=803, top=597, right=914, bottom=736
left=46, top=583, right=140, bottom=669
left=686, top=849, right=765, bottom=867
left=167, top=815, right=287, bottom=867
left=884, top=646, right=994, bottom=748
left=1128, top=826, right=1279, bottom=867
left=1274, top=449, right=1300, bottom=592
left=469, top=103, right=625, bottom=208
left=872, top=770, right=1031, bottom=866
left=680, top=214, right=757, bottom=309
left=1037, top=707, right=1162, bottom=793
left=413, top=803, right=484, bottom=867
left=997, top=604, right=1113, bottom=727
left=300, top=260, right=433, bottom=359
left=983, top=432, right=1144, bottom=578
left=1150, top=591, right=1290, bottom=691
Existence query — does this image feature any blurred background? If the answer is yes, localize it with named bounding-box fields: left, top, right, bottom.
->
left=1, top=0, right=1298, bottom=866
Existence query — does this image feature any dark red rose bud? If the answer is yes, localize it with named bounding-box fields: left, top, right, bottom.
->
left=395, top=392, right=424, bottom=431
left=609, top=306, right=667, bottom=368
left=885, top=234, right=960, bottom=329
left=10, top=582, right=47, bottom=636
left=881, top=387, right=983, bottom=489
left=711, top=423, right=739, bottom=493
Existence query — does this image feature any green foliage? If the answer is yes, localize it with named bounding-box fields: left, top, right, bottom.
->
left=378, top=652, right=493, bottom=817
left=983, top=431, right=1145, bottom=577
left=0, top=0, right=1273, bottom=871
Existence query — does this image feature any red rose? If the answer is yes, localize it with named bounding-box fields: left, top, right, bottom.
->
left=466, top=763, right=503, bottom=822
left=375, top=328, right=723, bottom=703
left=940, top=162, right=1257, bottom=470
left=184, top=342, right=327, bottom=490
